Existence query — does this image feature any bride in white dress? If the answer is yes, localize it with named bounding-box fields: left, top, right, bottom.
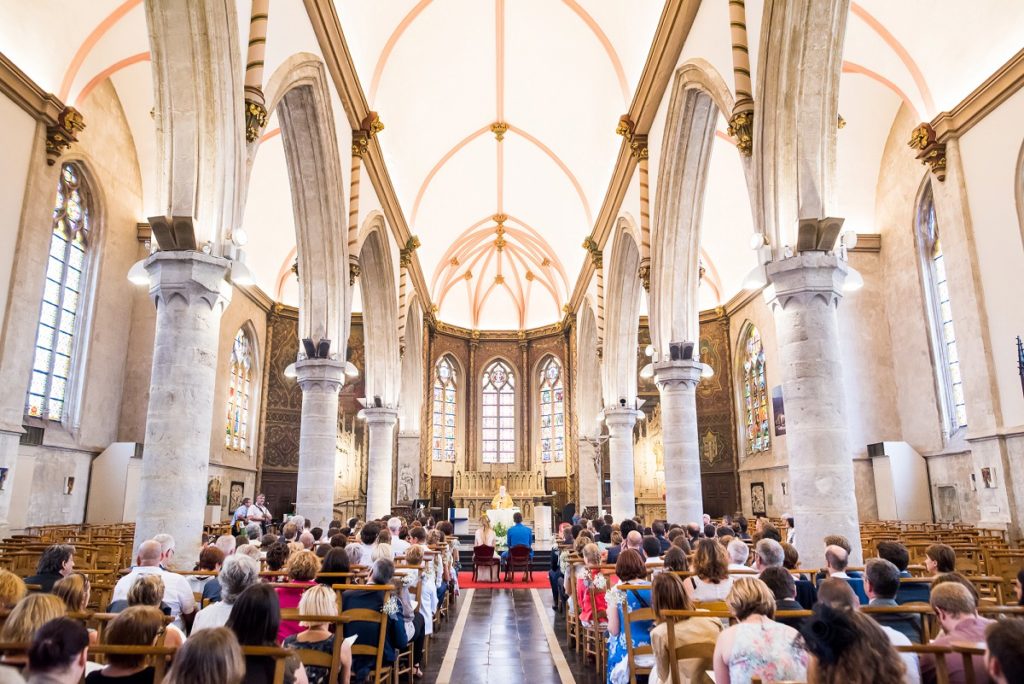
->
left=474, top=515, right=497, bottom=548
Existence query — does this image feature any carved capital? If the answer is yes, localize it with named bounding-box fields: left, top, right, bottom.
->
left=351, top=131, right=370, bottom=157
left=629, top=134, right=648, bottom=161
left=399, top=235, right=421, bottom=267
left=652, top=360, right=702, bottom=392
left=615, top=115, right=635, bottom=138
left=908, top=123, right=947, bottom=181
left=145, top=251, right=231, bottom=312
left=582, top=236, right=603, bottom=269
left=764, top=252, right=848, bottom=312
left=295, top=358, right=345, bottom=395
left=727, top=109, right=753, bottom=156
left=348, top=259, right=360, bottom=286
left=45, top=106, right=85, bottom=165
left=638, top=261, right=651, bottom=291
left=244, top=97, right=268, bottom=144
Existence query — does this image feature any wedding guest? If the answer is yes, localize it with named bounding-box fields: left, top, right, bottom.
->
left=606, top=550, right=653, bottom=684
left=649, top=572, right=722, bottom=684
left=163, top=628, right=245, bottom=684
left=683, top=539, right=734, bottom=603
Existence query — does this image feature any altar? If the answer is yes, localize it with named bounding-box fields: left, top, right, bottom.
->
left=483, top=507, right=520, bottom=533
left=452, top=470, right=547, bottom=526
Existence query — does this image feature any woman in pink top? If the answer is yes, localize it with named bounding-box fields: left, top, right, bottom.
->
left=577, top=543, right=613, bottom=627
left=275, top=550, right=321, bottom=641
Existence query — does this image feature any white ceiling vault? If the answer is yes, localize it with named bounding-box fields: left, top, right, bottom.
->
left=1, top=1, right=1021, bottom=330
left=336, top=0, right=664, bottom=329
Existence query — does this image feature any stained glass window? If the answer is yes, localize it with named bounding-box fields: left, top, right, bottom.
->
left=226, top=329, right=254, bottom=450
left=432, top=356, right=457, bottom=462
left=742, top=325, right=770, bottom=455
left=27, top=163, right=91, bottom=421
left=919, top=184, right=967, bottom=431
left=539, top=357, right=565, bottom=463
left=482, top=359, right=515, bottom=464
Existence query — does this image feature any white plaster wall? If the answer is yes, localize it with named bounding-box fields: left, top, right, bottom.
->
left=0, top=96, right=36, bottom=332
left=958, top=87, right=1024, bottom=429
left=85, top=442, right=136, bottom=524
left=15, top=448, right=92, bottom=529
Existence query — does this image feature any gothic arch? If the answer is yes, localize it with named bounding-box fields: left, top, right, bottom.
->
left=259, top=54, right=348, bottom=356
left=145, top=0, right=245, bottom=252
left=650, top=75, right=719, bottom=357
left=399, top=294, right=424, bottom=432
left=576, top=299, right=603, bottom=438
left=602, top=219, right=643, bottom=406
left=358, top=216, right=400, bottom=405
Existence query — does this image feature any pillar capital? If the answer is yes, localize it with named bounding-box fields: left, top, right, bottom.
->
left=362, top=406, right=399, bottom=426
left=603, top=407, right=638, bottom=432
left=294, top=358, right=345, bottom=394
left=653, top=360, right=702, bottom=391
left=145, top=251, right=231, bottom=312
left=764, top=252, right=848, bottom=310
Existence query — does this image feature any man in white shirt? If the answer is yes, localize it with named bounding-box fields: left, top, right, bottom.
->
left=825, top=545, right=851, bottom=578
left=112, top=539, right=196, bottom=629
left=726, top=538, right=753, bottom=572
left=388, top=517, right=410, bottom=557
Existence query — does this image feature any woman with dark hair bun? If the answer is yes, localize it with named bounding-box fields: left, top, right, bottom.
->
left=227, top=584, right=308, bottom=684
left=799, top=603, right=905, bottom=684
left=26, top=617, right=89, bottom=684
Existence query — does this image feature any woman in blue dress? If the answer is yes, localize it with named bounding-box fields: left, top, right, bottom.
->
left=605, top=549, right=654, bottom=684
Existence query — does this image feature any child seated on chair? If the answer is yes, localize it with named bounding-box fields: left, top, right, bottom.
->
left=578, top=543, right=612, bottom=628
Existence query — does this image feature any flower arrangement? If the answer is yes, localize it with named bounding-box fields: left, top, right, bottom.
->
left=402, top=572, right=418, bottom=587
left=382, top=596, right=400, bottom=616
left=493, top=522, right=508, bottom=550
left=605, top=586, right=626, bottom=606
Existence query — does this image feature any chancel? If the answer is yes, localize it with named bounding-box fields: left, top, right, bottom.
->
left=0, top=1, right=1023, bottom=683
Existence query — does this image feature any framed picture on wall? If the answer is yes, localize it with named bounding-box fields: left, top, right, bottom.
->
left=750, top=482, right=767, bottom=517
left=229, top=481, right=245, bottom=512
left=772, top=386, right=786, bottom=436
left=207, top=477, right=222, bottom=506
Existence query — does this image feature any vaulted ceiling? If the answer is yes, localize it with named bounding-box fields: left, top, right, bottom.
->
left=2, top=1, right=1021, bottom=329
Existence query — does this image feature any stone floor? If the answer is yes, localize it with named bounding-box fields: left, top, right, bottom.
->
left=421, top=586, right=604, bottom=684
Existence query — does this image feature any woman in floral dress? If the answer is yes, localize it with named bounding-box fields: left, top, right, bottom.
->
left=605, top=549, right=654, bottom=684
left=712, top=577, right=807, bottom=683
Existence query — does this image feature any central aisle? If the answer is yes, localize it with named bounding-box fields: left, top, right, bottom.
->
left=424, top=587, right=603, bottom=684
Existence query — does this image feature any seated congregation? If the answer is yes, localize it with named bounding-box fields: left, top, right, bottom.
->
left=0, top=513, right=462, bottom=683
left=542, top=514, right=1024, bottom=684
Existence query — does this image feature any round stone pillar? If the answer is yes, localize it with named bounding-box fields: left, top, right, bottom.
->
left=364, top=407, right=399, bottom=520
left=577, top=437, right=601, bottom=513
left=654, top=360, right=704, bottom=525
left=604, top=408, right=638, bottom=521
left=765, top=252, right=862, bottom=565
left=295, top=359, right=345, bottom=529
left=134, top=252, right=230, bottom=569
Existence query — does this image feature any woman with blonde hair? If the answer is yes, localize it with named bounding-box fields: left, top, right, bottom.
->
left=163, top=627, right=245, bottom=684
left=282, top=585, right=351, bottom=684
left=0, top=593, right=66, bottom=671
left=125, top=575, right=183, bottom=649
left=473, top=515, right=496, bottom=548
left=711, top=577, right=807, bottom=684
left=576, top=543, right=608, bottom=628
left=53, top=572, right=91, bottom=613
left=85, top=605, right=165, bottom=683
left=650, top=572, right=723, bottom=684
left=0, top=569, right=26, bottom=610
left=275, top=550, right=321, bottom=642
left=684, top=539, right=734, bottom=603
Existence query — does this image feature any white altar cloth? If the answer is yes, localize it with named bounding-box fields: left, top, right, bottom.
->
left=484, top=507, right=520, bottom=533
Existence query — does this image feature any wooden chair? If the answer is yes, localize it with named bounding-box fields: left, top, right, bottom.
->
left=240, top=645, right=295, bottom=684
left=88, top=644, right=178, bottom=680
left=472, top=545, right=499, bottom=582
left=278, top=611, right=347, bottom=684
left=978, top=605, right=1024, bottom=620
left=582, top=584, right=609, bottom=680
left=661, top=614, right=716, bottom=684
left=564, top=561, right=582, bottom=652
left=392, top=569, right=425, bottom=684
left=339, top=584, right=394, bottom=684
left=504, top=545, right=532, bottom=582
left=859, top=604, right=934, bottom=643
left=620, top=584, right=655, bottom=684
left=896, top=644, right=952, bottom=684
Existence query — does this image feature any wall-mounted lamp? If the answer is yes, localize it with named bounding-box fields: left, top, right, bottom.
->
left=127, top=259, right=148, bottom=286
left=344, top=361, right=359, bottom=378
left=644, top=344, right=656, bottom=358
left=843, top=267, right=864, bottom=292
left=639, top=363, right=654, bottom=379
left=700, top=363, right=715, bottom=379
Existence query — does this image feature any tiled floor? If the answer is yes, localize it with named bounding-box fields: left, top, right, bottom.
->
left=422, top=587, right=604, bottom=684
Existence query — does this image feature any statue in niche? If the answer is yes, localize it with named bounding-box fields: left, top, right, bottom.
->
left=398, top=463, right=414, bottom=503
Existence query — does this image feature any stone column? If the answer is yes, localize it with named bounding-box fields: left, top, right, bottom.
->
left=577, top=438, right=601, bottom=512
left=295, top=359, right=344, bottom=529
left=396, top=431, right=421, bottom=504
left=604, top=408, right=638, bottom=521
left=364, top=407, right=399, bottom=519
left=134, top=252, right=230, bottom=569
left=0, top=428, right=23, bottom=538
left=654, top=360, right=704, bottom=525
left=765, top=252, right=862, bottom=565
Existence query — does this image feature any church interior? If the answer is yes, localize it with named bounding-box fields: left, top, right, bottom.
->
left=1, top=1, right=1024, bottom=683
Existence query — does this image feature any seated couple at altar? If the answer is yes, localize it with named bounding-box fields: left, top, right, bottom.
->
left=474, top=485, right=534, bottom=565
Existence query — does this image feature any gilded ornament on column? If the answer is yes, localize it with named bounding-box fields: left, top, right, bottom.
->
left=490, top=122, right=508, bottom=141
left=399, top=235, right=420, bottom=267
left=360, top=111, right=384, bottom=136
left=727, top=109, right=753, bottom=156
left=352, top=131, right=370, bottom=157
left=45, top=107, right=85, bottom=165
left=630, top=134, right=649, bottom=161
left=638, top=263, right=651, bottom=291
left=908, top=122, right=947, bottom=181
left=244, top=98, right=268, bottom=143
left=582, top=236, right=602, bottom=269
left=348, top=260, right=360, bottom=286
left=616, top=115, right=635, bottom=138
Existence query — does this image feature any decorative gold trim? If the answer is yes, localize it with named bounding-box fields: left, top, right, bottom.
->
left=399, top=235, right=421, bottom=267
left=582, top=235, right=602, bottom=269
left=490, top=121, right=508, bottom=141
left=637, top=263, right=651, bottom=290
left=244, top=97, right=268, bottom=144
left=727, top=109, right=753, bottom=156
left=45, top=106, right=85, bottom=166
left=908, top=123, right=947, bottom=181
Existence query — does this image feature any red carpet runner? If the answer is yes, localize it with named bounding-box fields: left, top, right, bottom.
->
left=457, top=570, right=550, bottom=590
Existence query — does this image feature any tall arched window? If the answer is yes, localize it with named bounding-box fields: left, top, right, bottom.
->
left=742, top=324, right=770, bottom=456
left=225, top=328, right=254, bottom=450
left=539, top=357, right=565, bottom=463
left=482, top=360, right=515, bottom=464
left=918, top=183, right=967, bottom=432
left=432, top=356, right=457, bottom=462
left=27, top=163, right=92, bottom=421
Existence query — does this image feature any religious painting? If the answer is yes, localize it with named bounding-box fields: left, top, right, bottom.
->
left=700, top=428, right=723, bottom=467
left=750, top=482, right=766, bottom=517
left=772, top=385, right=786, bottom=436
left=207, top=477, right=222, bottom=506
left=63, top=476, right=75, bottom=495
left=228, top=481, right=245, bottom=512
left=981, top=467, right=995, bottom=489
left=936, top=485, right=961, bottom=522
